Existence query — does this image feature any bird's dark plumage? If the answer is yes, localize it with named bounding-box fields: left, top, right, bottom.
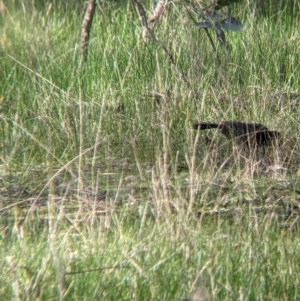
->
left=193, top=121, right=280, bottom=147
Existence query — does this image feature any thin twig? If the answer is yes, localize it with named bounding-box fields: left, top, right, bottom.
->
left=184, top=4, right=218, bottom=57
left=133, top=0, right=191, bottom=88
left=65, top=264, right=130, bottom=275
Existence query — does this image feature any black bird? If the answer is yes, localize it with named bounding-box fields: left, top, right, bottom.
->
left=193, top=121, right=281, bottom=148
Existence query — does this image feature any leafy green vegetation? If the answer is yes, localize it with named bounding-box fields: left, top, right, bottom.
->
left=1, top=0, right=300, bottom=300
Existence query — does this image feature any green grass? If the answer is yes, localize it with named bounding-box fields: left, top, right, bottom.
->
left=1, top=0, right=300, bottom=300
left=2, top=213, right=300, bottom=300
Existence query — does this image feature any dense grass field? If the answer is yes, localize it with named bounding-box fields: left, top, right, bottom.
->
left=1, top=0, right=300, bottom=300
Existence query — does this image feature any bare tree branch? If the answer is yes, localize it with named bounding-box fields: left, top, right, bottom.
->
left=148, top=0, right=167, bottom=31
left=80, top=0, right=96, bottom=61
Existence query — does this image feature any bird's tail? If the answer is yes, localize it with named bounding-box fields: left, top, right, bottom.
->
left=193, top=122, right=221, bottom=130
